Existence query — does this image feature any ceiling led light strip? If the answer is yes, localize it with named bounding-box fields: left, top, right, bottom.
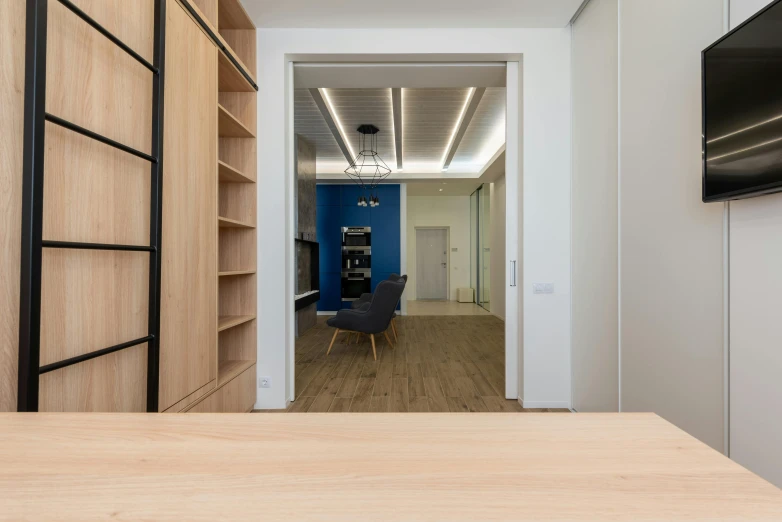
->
left=441, top=88, right=475, bottom=171
left=321, top=88, right=356, bottom=159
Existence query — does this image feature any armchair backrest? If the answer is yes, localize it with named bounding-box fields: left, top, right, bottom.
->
left=364, top=279, right=405, bottom=332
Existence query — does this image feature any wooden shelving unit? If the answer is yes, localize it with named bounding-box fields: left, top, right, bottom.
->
left=218, top=314, right=255, bottom=332
left=218, top=160, right=253, bottom=183
left=193, top=0, right=257, bottom=401
left=218, top=216, right=255, bottom=229
left=218, top=104, right=255, bottom=138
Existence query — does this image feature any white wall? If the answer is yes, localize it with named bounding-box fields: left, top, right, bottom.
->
left=727, top=0, right=782, bottom=489
left=406, top=196, right=471, bottom=302
left=619, top=0, right=726, bottom=451
left=490, top=177, right=506, bottom=320
left=570, top=0, right=619, bottom=413
left=256, top=28, right=572, bottom=409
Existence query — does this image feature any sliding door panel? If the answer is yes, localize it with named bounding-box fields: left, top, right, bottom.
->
left=158, top=0, right=218, bottom=411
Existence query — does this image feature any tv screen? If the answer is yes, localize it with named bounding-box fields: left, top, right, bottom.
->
left=703, top=0, right=782, bottom=202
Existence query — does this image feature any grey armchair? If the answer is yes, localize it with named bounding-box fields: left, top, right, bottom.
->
left=326, top=278, right=405, bottom=360
left=350, top=274, right=407, bottom=341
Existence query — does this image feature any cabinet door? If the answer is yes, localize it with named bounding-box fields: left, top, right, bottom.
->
left=159, top=0, right=218, bottom=411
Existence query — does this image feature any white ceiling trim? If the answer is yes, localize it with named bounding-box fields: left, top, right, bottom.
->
left=293, top=63, right=507, bottom=89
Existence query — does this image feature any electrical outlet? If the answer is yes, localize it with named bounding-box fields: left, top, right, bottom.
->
left=259, top=376, right=272, bottom=389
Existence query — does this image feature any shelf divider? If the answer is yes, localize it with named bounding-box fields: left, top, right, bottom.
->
left=218, top=314, right=255, bottom=332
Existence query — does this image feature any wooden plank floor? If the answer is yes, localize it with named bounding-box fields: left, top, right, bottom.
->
left=272, top=315, right=569, bottom=413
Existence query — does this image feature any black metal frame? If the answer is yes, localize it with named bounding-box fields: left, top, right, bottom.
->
left=17, top=0, right=166, bottom=412
left=178, top=0, right=259, bottom=92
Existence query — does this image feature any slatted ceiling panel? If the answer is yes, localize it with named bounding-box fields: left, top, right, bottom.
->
left=450, top=87, right=506, bottom=169
left=293, top=88, right=345, bottom=166
left=403, top=88, right=472, bottom=166
left=327, top=88, right=396, bottom=165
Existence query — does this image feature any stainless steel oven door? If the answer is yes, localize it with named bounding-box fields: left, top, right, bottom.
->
left=341, top=270, right=371, bottom=302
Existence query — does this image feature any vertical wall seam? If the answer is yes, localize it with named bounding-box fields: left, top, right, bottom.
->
left=722, top=0, right=731, bottom=458
left=617, top=0, right=623, bottom=413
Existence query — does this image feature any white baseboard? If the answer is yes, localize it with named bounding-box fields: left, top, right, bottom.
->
left=519, top=400, right=571, bottom=409
left=317, top=311, right=337, bottom=316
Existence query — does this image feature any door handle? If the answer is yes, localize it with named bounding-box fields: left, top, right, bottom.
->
left=509, top=260, right=517, bottom=287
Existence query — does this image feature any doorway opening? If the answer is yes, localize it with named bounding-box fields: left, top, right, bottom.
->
left=283, top=58, right=522, bottom=410
left=415, top=227, right=449, bottom=301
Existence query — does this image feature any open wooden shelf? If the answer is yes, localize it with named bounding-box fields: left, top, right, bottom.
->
left=218, top=0, right=254, bottom=30
left=218, top=216, right=254, bottom=229
left=218, top=314, right=255, bottom=332
left=219, top=269, right=256, bottom=277
left=218, top=50, right=255, bottom=93
left=218, top=160, right=254, bottom=183
left=218, top=104, right=254, bottom=138
left=217, top=359, right=254, bottom=385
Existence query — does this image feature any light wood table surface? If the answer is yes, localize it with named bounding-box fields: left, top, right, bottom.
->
left=1, top=413, right=780, bottom=521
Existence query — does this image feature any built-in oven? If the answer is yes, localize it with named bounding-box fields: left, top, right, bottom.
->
left=342, top=246, right=371, bottom=270
left=341, top=270, right=371, bottom=302
left=342, top=226, right=371, bottom=247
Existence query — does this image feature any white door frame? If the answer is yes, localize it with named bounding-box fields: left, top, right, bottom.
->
left=505, top=61, right=521, bottom=400
left=282, top=55, right=524, bottom=406
left=414, top=226, right=451, bottom=301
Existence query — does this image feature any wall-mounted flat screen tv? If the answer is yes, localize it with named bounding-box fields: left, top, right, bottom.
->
left=703, top=0, right=782, bottom=202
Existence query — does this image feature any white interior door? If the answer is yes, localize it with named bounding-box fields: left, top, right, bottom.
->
left=416, top=229, right=448, bottom=300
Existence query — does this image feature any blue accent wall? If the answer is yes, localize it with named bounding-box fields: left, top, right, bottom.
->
left=316, top=184, right=401, bottom=311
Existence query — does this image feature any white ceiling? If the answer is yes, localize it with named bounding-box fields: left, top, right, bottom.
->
left=242, top=0, right=583, bottom=29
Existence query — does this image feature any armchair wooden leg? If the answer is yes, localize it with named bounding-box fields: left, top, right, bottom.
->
left=345, top=332, right=353, bottom=344
left=327, top=329, right=340, bottom=356
left=370, top=334, right=377, bottom=361
left=391, top=319, right=398, bottom=341
left=383, top=330, right=394, bottom=349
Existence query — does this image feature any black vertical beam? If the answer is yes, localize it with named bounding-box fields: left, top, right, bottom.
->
left=18, top=0, right=49, bottom=412
left=146, top=0, right=166, bottom=413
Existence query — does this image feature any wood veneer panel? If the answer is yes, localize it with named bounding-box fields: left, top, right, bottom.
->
left=190, top=0, right=218, bottom=28
left=219, top=30, right=256, bottom=78
left=218, top=50, right=255, bottom=92
left=40, top=250, right=149, bottom=367
left=218, top=0, right=255, bottom=30
left=218, top=104, right=255, bottom=137
left=0, top=0, right=26, bottom=411
left=47, top=0, right=153, bottom=156
left=39, top=343, right=147, bottom=412
left=158, top=0, right=218, bottom=411
left=219, top=273, right=256, bottom=316
left=68, top=0, right=154, bottom=62
left=43, top=123, right=150, bottom=245
left=218, top=92, right=256, bottom=133
left=2, top=413, right=782, bottom=519
left=218, top=228, right=256, bottom=273
left=186, top=362, right=255, bottom=412
left=219, top=180, right=256, bottom=224
left=219, top=138, right=256, bottom=181
left=218, top=318, right=256, bottom=362
left=218, top=160, right=253, bottom=183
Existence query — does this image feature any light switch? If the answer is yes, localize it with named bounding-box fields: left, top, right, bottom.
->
left=533, top=283, right=554, bottom=294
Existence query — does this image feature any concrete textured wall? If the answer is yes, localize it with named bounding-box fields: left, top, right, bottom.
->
left=295, top=135, right=317, bottom=337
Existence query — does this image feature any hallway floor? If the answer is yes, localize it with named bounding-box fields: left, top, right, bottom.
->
left=407, top=300, right=492, bottom=316
left=279, top=315, right=569, bottom=413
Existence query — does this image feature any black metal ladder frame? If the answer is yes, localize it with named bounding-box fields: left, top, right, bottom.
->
left=18, top=0, right=166, bottom=412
